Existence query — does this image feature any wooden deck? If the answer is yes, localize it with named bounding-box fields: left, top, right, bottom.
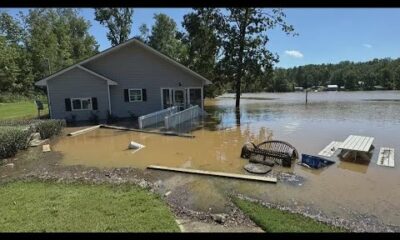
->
left=318, top=141, right=342, bottom=157
left=339, top=135, right=374, bottom=152
left=377, top=147, right=395, bottom=167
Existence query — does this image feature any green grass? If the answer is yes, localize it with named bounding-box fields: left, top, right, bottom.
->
left=233, top=198, right=346, bottom=232
left=0, top=101, right=48, bottom=120
left=0, top=181, right=180, bottom=232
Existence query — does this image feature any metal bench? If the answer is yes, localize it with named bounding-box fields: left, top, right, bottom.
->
left=241, top=140, right=299, bottom=167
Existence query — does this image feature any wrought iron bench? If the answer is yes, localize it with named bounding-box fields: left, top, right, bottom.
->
left=241, top=140, right=299, bottom=167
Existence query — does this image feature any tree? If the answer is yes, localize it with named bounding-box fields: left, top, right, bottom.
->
left=148, top=13, right=188, bottom=63
left=94, top=8, right=134, bottom=46
left=22, top=9, right=99, bottom=81
left=0, top=12, right=24, bottom=45
left=0, top=11, right=31, bottom=92
left=217, top=8, right=296, bottom=108
left=134, top=23, right=149, bottom=43
left=182, top=8, right=224, bottom=97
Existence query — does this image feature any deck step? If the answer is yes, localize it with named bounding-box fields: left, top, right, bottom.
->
left=318, top=141, right=342, bottom=157
left=377, top=147, right=395, bottom=167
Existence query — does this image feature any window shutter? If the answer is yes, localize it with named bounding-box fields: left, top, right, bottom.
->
left=124, top=89, right=129, bottom=102
left=65, top=98, right=71, bottom=112
left=92, top=97, right=98, bottom=110
left=142, top=89, right=147, bottom=101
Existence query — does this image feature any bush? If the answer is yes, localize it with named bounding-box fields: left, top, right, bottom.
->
left=0, top=119, right=66, bottom=140
left=0, top=127, right=34, bottom=159
left=33, top=120, right=66, bottom=139
left=106, top=111, right=118, bottom=124
left=89, top=111, right=100, bottom=124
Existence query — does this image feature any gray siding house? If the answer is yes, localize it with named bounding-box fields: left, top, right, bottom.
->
left=35, top=39, right=212, bottom=121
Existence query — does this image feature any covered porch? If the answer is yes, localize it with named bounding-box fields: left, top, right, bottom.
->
left=161, top=87, right=203, bottom=111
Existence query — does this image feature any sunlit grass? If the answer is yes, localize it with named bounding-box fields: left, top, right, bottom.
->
left=233, top=198, right=346, bottom=232
left=0, top=101, right=48, bottom=120
left=0, top=181, right=179, bottom=232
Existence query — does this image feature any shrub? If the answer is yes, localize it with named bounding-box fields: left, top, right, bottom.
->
left=33, top=120, right=66, bottom=139
left=127, top=111, right=138, bottom=121
left=89, top=111, right=100, bottom=124
left=65, top=114, right=77, bottom=126
left=106, top=111, right=118, bottom=124
left=0, top=127, right=34, bottom=159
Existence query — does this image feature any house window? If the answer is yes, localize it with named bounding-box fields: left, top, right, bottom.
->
left=71, top=98, right=92, bottom=111
left=129, top=89, right=143, bottom=102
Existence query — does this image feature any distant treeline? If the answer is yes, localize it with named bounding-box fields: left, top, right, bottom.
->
left=269, top=58, right=400, bottom=92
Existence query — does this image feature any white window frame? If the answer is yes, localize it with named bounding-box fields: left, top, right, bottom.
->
left=71, top=97, right=93, bottom=111
left=128, top=88, right=143, bottom=102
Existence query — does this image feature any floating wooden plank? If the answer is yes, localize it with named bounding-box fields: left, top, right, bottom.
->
left=318, top=141, right=342, bottom=157
left=67, top=125, right=101, bottom=136
left=377, top=147, right=395, bottom=167
left=42, top=144, right=51, bottom=152
left=147, top=165, right=277, bottom=183
left=339, top=135, right=374, bottom=152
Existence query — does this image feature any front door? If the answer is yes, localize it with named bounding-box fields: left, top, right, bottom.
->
left=173, top=89, right=186, bottom=111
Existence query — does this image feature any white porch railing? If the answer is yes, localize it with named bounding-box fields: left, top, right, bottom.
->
left=138, top=106, right=178, bottom=129
left=164, top=105, right=202, bottom=130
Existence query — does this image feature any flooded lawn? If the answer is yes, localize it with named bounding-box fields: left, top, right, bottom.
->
left=52, top=91, right=400, bottom=228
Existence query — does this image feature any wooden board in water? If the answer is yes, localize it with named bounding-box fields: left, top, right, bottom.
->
left=67, top=125, right=101, bottom=136
left=377, top=147, right=395, bottom=167
left=42, top=144, right=51, bottom=152
left=147, top=165, right=277, bottom=183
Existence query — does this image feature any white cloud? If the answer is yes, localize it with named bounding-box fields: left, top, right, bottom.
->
left=284, top=50, right=304, bottom=58
left=363, top=43, right=372, bottom=48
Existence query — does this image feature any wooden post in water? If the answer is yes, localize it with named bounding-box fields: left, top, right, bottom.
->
left=305, top=89, right=308, bottom=104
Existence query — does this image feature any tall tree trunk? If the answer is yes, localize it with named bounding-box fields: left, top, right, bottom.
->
left=235, top=9, right=249, bottom=109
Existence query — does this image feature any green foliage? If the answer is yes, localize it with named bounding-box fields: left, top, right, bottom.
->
left=32, top=119, right=66, bottom=139
left=233, top=198, right=346, bottom=232
left=88, top=111, right=100, bottom=124
left=215, top=8, right=296, bottom=106
left=274, top=58, right=400, bottom=91
left=148, top=13, right=188, bottom=63
left=0, top=126, right=33, bottom=159
left=0, top=181, right=180, bottom=232
left=0, top=119, right=65, bottom=139
left=0, top=9, right=99, bottom=94
left=94, top=8, right=134, bottom=46
left=135, top=23, right=150, bottom=43
left=182, top=8, right=222, bottom=97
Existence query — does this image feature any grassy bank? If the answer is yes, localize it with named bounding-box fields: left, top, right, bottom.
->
left=0, top=101, right=48, bottom=120
left=233, top=198, right=346, bottom=232
left=0, top=181, right=179, bottom=232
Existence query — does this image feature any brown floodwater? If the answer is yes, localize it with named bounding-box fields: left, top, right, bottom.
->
left=53, top=91, right=400, bottom=227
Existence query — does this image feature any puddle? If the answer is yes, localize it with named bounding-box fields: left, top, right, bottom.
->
left=51, top=91, right=400, bottom=227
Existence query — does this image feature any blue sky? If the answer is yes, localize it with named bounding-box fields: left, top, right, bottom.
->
left=2, top=8, right=400, bottom=68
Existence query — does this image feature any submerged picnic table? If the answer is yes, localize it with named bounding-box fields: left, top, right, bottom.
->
left=337, top=135, right=375, bottom=161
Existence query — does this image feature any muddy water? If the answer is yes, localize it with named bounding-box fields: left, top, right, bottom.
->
left=53, top=91, right=400, bottom=227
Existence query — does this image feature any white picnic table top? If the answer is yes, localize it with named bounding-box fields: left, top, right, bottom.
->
left=339, top=135, right=374, bottom=152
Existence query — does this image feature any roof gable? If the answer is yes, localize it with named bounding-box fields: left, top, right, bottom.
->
left=35, top=38, right=212, bottom=86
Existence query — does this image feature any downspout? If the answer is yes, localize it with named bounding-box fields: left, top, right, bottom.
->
left=46, top=84, right=52, bottom=119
